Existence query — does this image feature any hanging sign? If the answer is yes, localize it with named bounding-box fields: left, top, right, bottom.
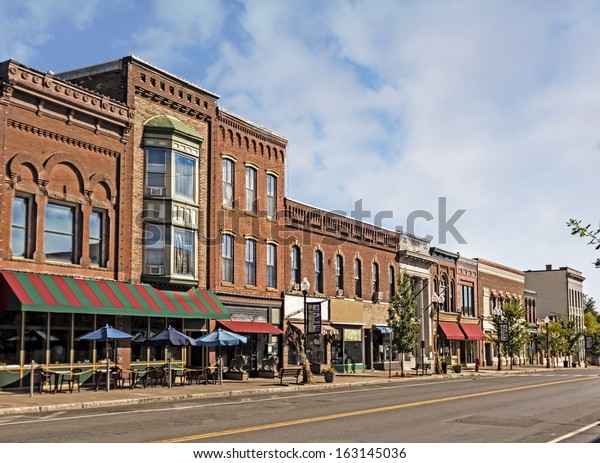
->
left=499, top=322, right=510, bottom=342
left=306, top=302, right=322, bottom=335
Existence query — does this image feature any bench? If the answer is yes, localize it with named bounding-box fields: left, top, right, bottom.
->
left=277, top=367, right=303, bottom=385
left=411, top=363, right=430, bottom=375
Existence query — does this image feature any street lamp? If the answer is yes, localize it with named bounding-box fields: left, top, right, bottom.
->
left=544, top=316, right=550, bottom=369
left=493, top=307, right=503, bottom=371
left=432, top=292, right=445, bottom=374
left=300, top=277, right=310, bottom=382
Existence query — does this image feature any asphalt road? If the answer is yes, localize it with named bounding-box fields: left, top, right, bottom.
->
left=1, top=370, right=599, bottom=443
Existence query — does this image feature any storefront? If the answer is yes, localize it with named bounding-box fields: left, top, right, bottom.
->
left=0, top=271, right=231, bottom=388
left=370, top=325, right=398, bottom=370
left=458, top=321, right=486, bottom=365
left=437, top=321, right=464, bottom=367
left=329, top=298, right=365, bottom=372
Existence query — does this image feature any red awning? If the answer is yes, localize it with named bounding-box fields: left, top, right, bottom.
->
left=218, top=320, right=283, bottom=335
left=459, top=323, right=487, bottom=340
left=438, top=322, right=465, bottom=340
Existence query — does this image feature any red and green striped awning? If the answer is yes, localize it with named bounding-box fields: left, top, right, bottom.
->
left=0, top=271, right=231, bottom=320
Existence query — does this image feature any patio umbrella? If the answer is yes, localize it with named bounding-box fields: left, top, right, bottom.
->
left=80, top=325, right=133, bottom=391
left=6, top=329, right=59, bottom=342
left=195, top=328, right=247, bottom=384
left=144, top=326, right=196, bottom=387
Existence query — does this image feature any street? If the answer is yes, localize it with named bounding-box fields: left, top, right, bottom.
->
left=0, top=370, right=599, bottom=443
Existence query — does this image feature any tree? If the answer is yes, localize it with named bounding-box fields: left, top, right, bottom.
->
left=501, top=301, right=530, bottom=369
left=567, top=219, right=600, bottom=268
left=583, top=311, right=600, bottom=364
left=556, top=314, right=583, bottom=365
left=584, top=295, right=599, bottom=322
left=387, top=271, right=420, bottom=376
left=538, top=318, right=563, bottom=367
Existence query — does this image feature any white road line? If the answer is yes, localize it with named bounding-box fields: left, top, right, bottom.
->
left=548, top=420, right=600, bottom=443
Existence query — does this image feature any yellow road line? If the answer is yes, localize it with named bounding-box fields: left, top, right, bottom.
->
left=155, top=376, right=597, bottom=443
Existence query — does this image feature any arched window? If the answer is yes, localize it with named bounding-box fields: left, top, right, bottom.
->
left=388, top=266, right=395, bottom=297
left=336, top=254, right=344, bottom=292
left=440, top=275, right=448, bottom=311
left=291, top=245, right=301, bottom=286
left=314, top=250, right=323, bottom=293
left=354, top=258, right=362, bottom=298
left=372, top=262, right=380, bottom=296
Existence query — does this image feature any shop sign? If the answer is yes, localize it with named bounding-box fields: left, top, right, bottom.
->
left=344, top=328, right=362, bottom=342
left=306, top=302, right=322, bottom=335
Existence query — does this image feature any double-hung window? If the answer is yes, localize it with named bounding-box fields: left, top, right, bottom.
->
left=89, top=210, right=105, bottom=267
left=222, top=159, right=234, bottom=207
left=245, top=239, right=256, bottom=286
left=291, top=246, right=301, bottom=286
left=44, top=203, right=75, bottom=263
left=336, top=255, right=344, bottom=291
left=146, top=148, right=166, bottom=195
left=222, top=234, right=234, bottom=283
left=372, top=262, right=379, bottom=295
left=314, top=250, right=323, bottom=293
left=143, top=224, right=165, bottom=273
left=267, top=174, right=277, bottom=219
left=389, top=266, right=395, bottom=297
left=174, top=153, right=195, bottom=202
left=267, top=243, right=277, bottom=288
left=354, top=259, right=362, bottom=298
left=11, top=196, right=30, bottom=258
left=245, top=167, right=257, bottom=213
left=173, top=228, right=195, bottom=277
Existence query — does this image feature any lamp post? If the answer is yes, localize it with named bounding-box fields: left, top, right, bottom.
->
left=493, top=307, right=503, bottom=371
left=300, top=277, right=310, bottom=382
left=544, top=316, right=550, bottom=369
left=432, top=292, right=445, bottom=374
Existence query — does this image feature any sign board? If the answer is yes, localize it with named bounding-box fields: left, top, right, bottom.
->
left=306, top=302, right=322, bottom=335
left=499, top=322, right=510, bottom=342
left=343, top=328, right=362, bottom=342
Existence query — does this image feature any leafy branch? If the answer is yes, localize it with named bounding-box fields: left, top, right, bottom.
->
left=567, top=218, right=600, bottom=267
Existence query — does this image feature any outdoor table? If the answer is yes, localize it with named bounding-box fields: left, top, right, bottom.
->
left=128, top=369, right=148, bottom=389
left=49, top=370, right=71, bottom=393
left=169, top=367, right=185, bottom=386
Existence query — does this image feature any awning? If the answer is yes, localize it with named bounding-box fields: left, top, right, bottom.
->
left=290, top=322, right=339, bottom=337
left=459, top=323, right=487, bottom=340
left=218, top=320, right=283, bottom=335
left=438, top=322, right=465, bottom=340
left=375, top=326, right=393, bottom=334
left=0, top=271, right=231, bottom=320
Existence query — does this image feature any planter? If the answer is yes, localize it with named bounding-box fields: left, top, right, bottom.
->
left=453, top=365, right=462, bottom=373
left=324, top=371, right=335, bottom=383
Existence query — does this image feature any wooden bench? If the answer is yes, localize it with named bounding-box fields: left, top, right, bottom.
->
left=277, top=367, right=303, bottom=385
left=411, top=363, right=430, bottom=375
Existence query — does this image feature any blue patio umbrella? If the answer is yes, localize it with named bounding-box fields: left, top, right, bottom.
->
left=195, top=329, right=247, bottom=384
left=195, top=328, right=247, bottom=347
left=80, top=325, right=133, bottom=391
left=144, top=326, right=197, bottom=347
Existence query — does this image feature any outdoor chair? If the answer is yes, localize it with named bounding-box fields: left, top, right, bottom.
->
left=35, top=369, right=52, bottom=394
left=110, top=366, right=130, bottom=389
left=146, top=367, right=166, bottom=387
left=60, top=367, right=82, bottom=392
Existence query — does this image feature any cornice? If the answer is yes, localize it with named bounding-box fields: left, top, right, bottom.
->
left=135, top=86, right=211, bottom=122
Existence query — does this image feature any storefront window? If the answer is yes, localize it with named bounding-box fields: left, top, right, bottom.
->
left=131, top=317, right=150, bottom=362
left=23, top=312, right=48, bottom=365
left=0, top=312, right=19, bottom=365
left=332, top=328, right=363, bottom=371
left=149, top=318, right=166, bottom=361
left=50, top=313, right=70, bottom=364
left=73, top=314, right=93, bottom=363
left=305, top=334, right=326, bottom=365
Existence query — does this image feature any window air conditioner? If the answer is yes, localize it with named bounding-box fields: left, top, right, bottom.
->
left=148, top=265, right=165, bottom=276
left=293, top=283, right=300, bottom=291
left=337, top=288, right=344, bottom=296
left=374, top=291, right=384, bottom=301
left=148, top=187, right=164, bottom=196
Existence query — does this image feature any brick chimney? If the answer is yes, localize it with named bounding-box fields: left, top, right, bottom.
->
left=545, top=264, right=552, bottom=271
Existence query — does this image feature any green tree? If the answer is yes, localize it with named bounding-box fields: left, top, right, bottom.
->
left=502, top=301, right=530, bottom=369
left=567, top=219, right=600, bottom=268
left=556, top=314, right=583, bottom=365
left=583, top=311, right=600, bottom=363
left=538, top=318, right=563, bottom=367
left=387, top=271, right=420, bottom=376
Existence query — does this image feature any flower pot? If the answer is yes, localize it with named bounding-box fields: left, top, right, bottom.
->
left=324, top=371, right=335, bottom=383
left=453, top=365, right=462, bottom=373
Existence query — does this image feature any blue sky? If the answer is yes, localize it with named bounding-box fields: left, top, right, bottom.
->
left=2, top=0, right=599, bottom=304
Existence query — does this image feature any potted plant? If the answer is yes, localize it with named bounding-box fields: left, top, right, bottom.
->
left=452, top=364, right=462, bottom=373
left=323, top=367, right=335, bottom=383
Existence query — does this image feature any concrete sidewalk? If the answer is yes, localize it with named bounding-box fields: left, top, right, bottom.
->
left=0, top=365, right=557, bottom=416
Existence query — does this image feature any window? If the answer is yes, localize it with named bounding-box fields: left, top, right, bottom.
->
left=440, top=275, right=448, bottom=311
left=372, top=262, right=379, bottom=295
left=354, top=259, right=362, bottom=298
left=222, top=159, right=234, bottom=207
left=314, top=250, right=323, bottom=293
left=44, top=203, right=75, bottom=263
left=267, top=174, right=277, bottom=219
left=174, top=153, right=195, bottom=201
left=461, top=285, right=475, bottom=317
left=336, top=254, right=344, bottom=291
left=222, top=234, right=234, bottom=283
left=245, top=239, right=256, bottom=286
left=143, top=223, right=165, bottom=271
left=146, top=148, right=166, bottom=192
left=267, top=243, right=277, bottom=288
left=11, top=195, right=30, bottom=258
left=291, top=246, right=301, bottom=286
left=173, top=228, right=195, bottom=276
left=89, top=210, right=106, bottom=267
left=389, top=266, right=395, bottom=297
left=245, top=166, right=257, bottom=213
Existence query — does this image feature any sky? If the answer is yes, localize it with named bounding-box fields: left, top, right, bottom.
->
left=1, top=0, right=599, bottom=304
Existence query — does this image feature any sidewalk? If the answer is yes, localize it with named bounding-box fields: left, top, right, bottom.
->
left=0, top=365, right=557, bottom=417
